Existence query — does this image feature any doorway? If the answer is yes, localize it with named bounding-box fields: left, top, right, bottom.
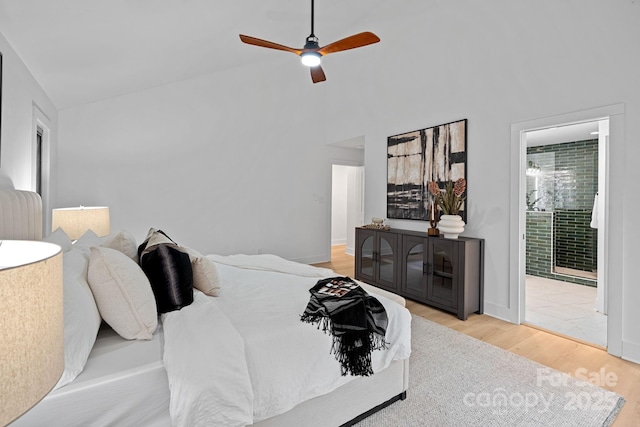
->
left=509, top=104, right=625, bottom=356
left=32, top=104, right=53, bottom=234
left=331, top=164, right=364, bottom=257
left=523, top=120, right=607, bottom=347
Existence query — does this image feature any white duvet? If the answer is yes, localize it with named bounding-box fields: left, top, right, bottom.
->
left=161, top=254, right=412, bottom=427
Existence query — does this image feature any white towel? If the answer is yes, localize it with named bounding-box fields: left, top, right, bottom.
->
left=590, top=193, right=598, bottom=229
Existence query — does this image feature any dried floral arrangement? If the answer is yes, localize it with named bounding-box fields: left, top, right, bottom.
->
left=428, top=178, right=466, bottom=215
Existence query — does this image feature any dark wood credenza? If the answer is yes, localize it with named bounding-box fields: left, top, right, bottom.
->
left=355, top=227, right=484, bottom=320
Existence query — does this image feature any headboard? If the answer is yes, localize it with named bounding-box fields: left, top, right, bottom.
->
left=0, top=175, right=43, bottom=240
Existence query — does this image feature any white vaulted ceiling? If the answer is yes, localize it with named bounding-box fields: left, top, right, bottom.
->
left=0, top=0, right=386, bottom=109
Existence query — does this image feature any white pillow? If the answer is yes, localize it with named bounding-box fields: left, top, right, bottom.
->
left=179, top=246, right=221, bottom=297
left=102, top=229, right=138, bottom=261
left=73, top=229, right=107, bottom=257
left=43, top=228, right=73, bottom=252
left=53, top=248, right=101, bottom=390
left=87, top=247, right=158, bottom=340
left=192, top=257, right=221, bottom=297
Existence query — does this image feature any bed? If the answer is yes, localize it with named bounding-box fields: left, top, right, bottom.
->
left=0, top=179, right=410, bottom=427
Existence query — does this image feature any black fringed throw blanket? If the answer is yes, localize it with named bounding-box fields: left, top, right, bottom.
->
left=300, top=277, right=388, bottom=377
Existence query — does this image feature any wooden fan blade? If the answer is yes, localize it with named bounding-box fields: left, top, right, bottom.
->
left=239, top=34, right=302, bottom=55
left=317, top=32, right=380, bottom=56
left=310, top=65, right=326, bottom=84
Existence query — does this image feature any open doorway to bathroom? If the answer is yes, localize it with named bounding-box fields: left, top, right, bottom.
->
left=524, top=119, right=607, bottom=347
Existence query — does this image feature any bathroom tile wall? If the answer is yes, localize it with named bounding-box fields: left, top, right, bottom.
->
left=526, top=211, right=596, bottom=286
left=526, top=139, right=598, bottom=286
left=554, top=210, right=597, bottom=273
left=526, top=212, right=553, bottom=277
left=550, top=139, right=598, bottom=209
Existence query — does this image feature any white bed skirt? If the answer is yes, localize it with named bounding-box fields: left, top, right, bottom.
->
left=14, top=326, right=407, bottom=427
left=252, top=358, right=409, bottom=427
left=12, top=325, right=171, bottom=427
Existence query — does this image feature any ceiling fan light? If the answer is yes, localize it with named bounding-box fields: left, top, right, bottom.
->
left=301, top=52, right=321, bottom=67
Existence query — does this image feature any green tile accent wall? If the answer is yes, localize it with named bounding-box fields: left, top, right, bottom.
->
left=527, top=139, right=598, bottom=210
left=526, top=212, right=553, bottom=277
left=526, top=212, right=596, bottom=286
left=554, top=209, right=597, bottom=273
left=526, top=139, right=598, bottom=287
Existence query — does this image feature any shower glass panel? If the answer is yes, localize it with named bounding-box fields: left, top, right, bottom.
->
left=526, top=152, right=555, bottom=212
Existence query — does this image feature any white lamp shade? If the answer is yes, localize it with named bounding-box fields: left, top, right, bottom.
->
left=52, top=206, right=110, bottom=240
left=0, top=240, right=64, bottom=425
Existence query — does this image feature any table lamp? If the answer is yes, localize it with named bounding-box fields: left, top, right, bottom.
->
left=0, top=240, right=64, bottom=425
left=51, top=206, right=110, bottom=240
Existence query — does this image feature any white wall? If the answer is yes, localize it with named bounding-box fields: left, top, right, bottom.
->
left=57, top=59, right=362, bottom=264
left=321, top=0, right=640, bottom=362
left=0, top=31, right=58, bottom=224
left=55, top=0, right=640, bottom=362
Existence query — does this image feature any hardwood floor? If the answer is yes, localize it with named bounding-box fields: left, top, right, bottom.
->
left=314, top=245, right=640, bottom=426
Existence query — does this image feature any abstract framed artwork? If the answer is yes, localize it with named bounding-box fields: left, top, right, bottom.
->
left=387, top=118, right=467, bottom=222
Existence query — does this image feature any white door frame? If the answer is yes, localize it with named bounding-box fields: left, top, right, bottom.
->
left=509, top=104, right=624, bottom=356
left=32, top=102, right=53, bottom=234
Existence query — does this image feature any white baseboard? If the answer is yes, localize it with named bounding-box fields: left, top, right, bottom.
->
left=331, top=238, right=347, bottom=245
left=483, top=301, right=513, bottom=323
left=345, top=246, right=355, bottom=256
left=291, top=254, right=330, bottom=265
left=622, top=340, right=640, bottom=365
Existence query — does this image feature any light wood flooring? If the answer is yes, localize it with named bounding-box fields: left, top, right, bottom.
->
left=314, top=245, right=640, bottom=426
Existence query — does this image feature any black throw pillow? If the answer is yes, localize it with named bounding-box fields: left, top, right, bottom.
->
left=138, top=230, right=194, bottom=313
left=137, top=228, right=174, bottom=260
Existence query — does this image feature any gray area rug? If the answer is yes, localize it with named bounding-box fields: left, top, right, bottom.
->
left=356, top=315, right=624, bottom=427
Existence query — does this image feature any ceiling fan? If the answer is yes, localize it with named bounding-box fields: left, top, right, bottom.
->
left=239, top=0, right=380, bottom=83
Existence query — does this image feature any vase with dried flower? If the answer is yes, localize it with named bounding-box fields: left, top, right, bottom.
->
left=428, top=178, right=466, bottom=239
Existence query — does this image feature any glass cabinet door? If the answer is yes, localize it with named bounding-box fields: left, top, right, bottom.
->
left=428, top=239, right=458, bottom=309
left=360, top=235, right=375, bottom=279
left=401, top=236, right=427, bottom=301
left=378, top=235, right=396, bottom=284
left=355, top=229, right=398, bottom=292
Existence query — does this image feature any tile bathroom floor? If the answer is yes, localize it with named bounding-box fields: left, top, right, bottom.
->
left=525, top=275, right=607, bottom=347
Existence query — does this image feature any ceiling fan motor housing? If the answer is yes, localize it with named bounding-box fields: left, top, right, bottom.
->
left=303, top=35, right=320, bottom=51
